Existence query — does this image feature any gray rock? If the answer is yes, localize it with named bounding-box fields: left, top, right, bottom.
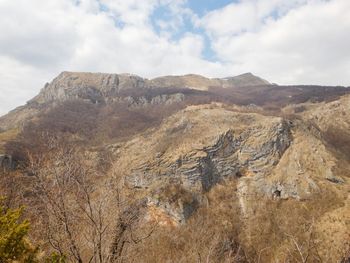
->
left=0, top=154, right=15, bottom=171
left=30, top=72, right=149, bottom=104
left=127, top=120, right=292, bottom=193
left=147, top=186, right=199, bottom=224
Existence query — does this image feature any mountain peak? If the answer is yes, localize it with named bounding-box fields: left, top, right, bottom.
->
left=29, top=71, right=271, bottom=105
left=222, top=72, right=270, bottom=87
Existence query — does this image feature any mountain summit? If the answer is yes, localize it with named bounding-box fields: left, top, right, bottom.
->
left=1, top=71, right=273, bottom=130
left=30, top=71, right=270, bottom=104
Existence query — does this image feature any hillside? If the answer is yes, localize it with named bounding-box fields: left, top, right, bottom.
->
left=0, top=72, right=349, bottom=262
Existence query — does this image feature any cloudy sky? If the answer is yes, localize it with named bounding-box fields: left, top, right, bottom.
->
left=0, top=0, right=350, bottom=116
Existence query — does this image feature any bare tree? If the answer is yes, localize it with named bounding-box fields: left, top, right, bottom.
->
left=26, top=137, right=154, bottom=263
left=284, top=219, right=322, bottom=263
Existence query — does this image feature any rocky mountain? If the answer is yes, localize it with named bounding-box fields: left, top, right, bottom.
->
left=1, top=71, right=348, bottom=131
left=1, top=71, right=269, bottom=131
left=27, top=71, right=268, bottom=104
left=0, top=71, right=349, bottom=262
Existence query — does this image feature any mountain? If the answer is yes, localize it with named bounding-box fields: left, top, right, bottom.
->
left=1, top=71, right=348, bottom=131
left=222, top=72, right=270, bottom=87
left=0, top=72, right=349, bottom=262
left=1, top=71, right=270, bottom=131
left=30, top=71, right=269, bottom=104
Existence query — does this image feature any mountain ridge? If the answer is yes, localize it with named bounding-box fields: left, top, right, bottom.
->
left=1, top=71, right=349, bottom=132
left=0, top=71, right=270, bottom=130
left=30, top=71, right=270, bottom=104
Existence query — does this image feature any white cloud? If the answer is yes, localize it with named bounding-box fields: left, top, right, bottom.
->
left=0, top=0, right=78, bottom=69
left=201, top=0, right=350, bottom=85
left=199, top=0, right=307, bottom=37
left=100, top=0, right=157, bottom=26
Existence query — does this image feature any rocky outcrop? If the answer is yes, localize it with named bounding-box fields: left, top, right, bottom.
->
left=146, top=184, right=199, bottom=225
left=124, top=112, right=292, bottom=193
left=0, top=154, right=15, bottom=171
left=29, top=71, right=271, bottom=105
left=114, top=105, right=292, bottom=208
left=235, top=117, right=349, bottom=219
left=113, top=102, right=350, bottom=226
left=117, top=93, right=184, bottom=107
left=30, top=72, right=148, bottom=104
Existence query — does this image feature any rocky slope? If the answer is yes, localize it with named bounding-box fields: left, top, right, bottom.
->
left=110, top=99, right=349, bottom=261
left=0, top=71, right=349, bottom=262
left=111, top=101, right=349, bottom=214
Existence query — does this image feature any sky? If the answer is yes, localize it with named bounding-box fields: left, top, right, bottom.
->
left=0, top=0, right=350, bottom=116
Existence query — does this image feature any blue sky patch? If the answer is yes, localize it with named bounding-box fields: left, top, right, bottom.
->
left=150, top=0, right=234, bottom=61
left=188, top=0, right=235, bottom=16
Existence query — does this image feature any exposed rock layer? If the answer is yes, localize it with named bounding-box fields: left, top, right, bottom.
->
left=31, top=71, right=270, bottom=104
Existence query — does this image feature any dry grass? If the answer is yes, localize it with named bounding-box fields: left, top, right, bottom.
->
left=125, top=181, right=246, bottom=263
left=0, top=128, right=18, bottom=151
left=122, top=178, right=347, bottom=262
left=323, top=125, right=350, bottom=161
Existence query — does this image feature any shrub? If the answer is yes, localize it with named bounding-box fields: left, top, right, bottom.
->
left=0, top=197, right=38, bottom=263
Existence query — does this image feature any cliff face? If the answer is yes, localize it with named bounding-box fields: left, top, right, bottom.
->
left=112, top=102, right=349, bottom=223
left=111, top=105, right=293, bottom=224
left=119, top=105, right=292, bottom=192
left=0, top=71, right=349, bottom=262
left=30, top=72, right=147, bottom=104
left=32, top=71, right=269, bottom=104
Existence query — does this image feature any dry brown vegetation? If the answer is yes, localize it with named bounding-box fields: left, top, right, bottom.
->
left=124, top=180, right=246, bottom=263
left=1, top=161, right=345, bottom=263
left=323, top=125, right=350, bottom=161
left=209, top=85, right=350, bottom=108
left=4, top=100, right=184, bottom=164
left=120, top=179, right=347, bottom=263
left=5, top=84, right=350, bottom=158
left=2, top=137, right=156, bottom=262
left=0, top=128, right=18, bottom=151
left=2, top=85, right=350, bottom=262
